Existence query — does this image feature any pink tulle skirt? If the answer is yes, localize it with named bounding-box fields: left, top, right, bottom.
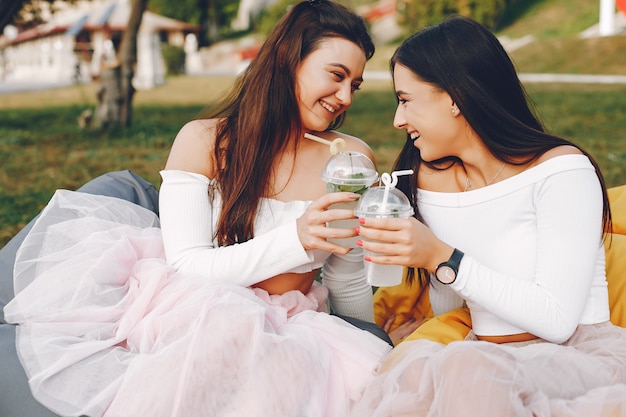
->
left=351, top=322, right=626, bottom=416
left=5, top=190, right=392, bottom=417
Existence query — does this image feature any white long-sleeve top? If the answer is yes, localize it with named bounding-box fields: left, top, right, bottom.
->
left=422, top=155, right=610, bottom=344
left=158, top=170, right=374, bottom=321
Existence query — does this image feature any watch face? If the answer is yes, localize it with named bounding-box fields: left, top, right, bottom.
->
left=436, top=265, right=456, bottom=284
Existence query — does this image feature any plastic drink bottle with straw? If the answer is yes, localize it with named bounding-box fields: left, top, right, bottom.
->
left=355, top=170, right=414, bottom=287
left=320, top=151, right=379, bottom=248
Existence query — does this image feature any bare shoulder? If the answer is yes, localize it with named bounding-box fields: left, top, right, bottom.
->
left=536, top=145, right=583, bottom=163
left=164, top=119, right=221, bottom=177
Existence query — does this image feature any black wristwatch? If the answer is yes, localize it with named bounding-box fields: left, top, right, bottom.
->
left=435, top=248, right=464, bottom=285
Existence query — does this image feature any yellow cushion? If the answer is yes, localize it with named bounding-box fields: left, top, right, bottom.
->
left=607, top=233, right=626, bottom=327
left=403, top=307, right=471, bottom=343
left=608, top=184, right=626, bottom=235
left=606, top=184, right=626, bottom=327
left=373, top=272, right=433, bottom=332
left=373, top=184, right=626, bottom=344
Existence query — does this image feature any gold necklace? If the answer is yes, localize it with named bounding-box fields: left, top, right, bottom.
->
left=464, top=162, right=506, bottom=192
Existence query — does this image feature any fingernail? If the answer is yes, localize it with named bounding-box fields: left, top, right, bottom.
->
left=356, top=239, right=363, bottom=247
left=359, top=218, right=365, bottom=224
left=348, top=193, right=360, bottom=199
left=364, top=256, right=371, bottom=262
left=355, top=227, right=360, bottom=234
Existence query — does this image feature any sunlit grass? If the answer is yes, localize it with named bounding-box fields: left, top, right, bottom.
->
left=0, top=75, right=238, bottom=110
left=497, top=0, right=600, bottom=39
left=509, top=35, right=626, bottom=75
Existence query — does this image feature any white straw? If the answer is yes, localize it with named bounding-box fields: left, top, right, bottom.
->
left=381, top=170, right=414, bottom=212
left=304, top=133, right=346, bottom=154
left=304, top=132, right=332, bottom=146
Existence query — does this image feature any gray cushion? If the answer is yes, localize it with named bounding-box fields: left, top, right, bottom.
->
left=0, top=324, right=61, bottom=417
left=0, top=170, right=159, bottom=417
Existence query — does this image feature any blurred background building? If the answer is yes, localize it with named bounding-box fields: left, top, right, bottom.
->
left=0, top=0, right=200, bottom=89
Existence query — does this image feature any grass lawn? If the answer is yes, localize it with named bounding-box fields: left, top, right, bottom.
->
left=1, top=76, right=626, bottom=248
left=497, top=0, right=601, bottom=39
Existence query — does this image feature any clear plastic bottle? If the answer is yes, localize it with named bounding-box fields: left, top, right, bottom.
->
left=321, top=151, right=378, bottom=248
left=355, top=170, right=414, bottom=287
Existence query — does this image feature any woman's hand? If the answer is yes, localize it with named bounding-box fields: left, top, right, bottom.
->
left=296, top=192, right=361, bottom=254
left=356, top=216, right=452, bottom=272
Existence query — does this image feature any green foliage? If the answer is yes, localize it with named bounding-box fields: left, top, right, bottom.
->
left=161, top=44, right=186, bottom=75
left=255, top=0, right=357, bottom=35
left=398, top=0, right=507, bottom=32
left=148, top=0, right=202, bottom=24
left=256, top=0, right=295, bottom=35
left=147, top=0, right=241, bottom=43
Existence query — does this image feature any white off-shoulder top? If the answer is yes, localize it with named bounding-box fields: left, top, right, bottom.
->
left=158, top=170, right=374, bottom=321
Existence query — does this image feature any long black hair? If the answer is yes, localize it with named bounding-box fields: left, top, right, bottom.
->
left=390, top=15, right=611, bottom=283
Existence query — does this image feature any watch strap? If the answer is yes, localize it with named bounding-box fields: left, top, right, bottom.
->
left=435, top=248, right=464, bottom=284
left=446, top=248, right=464, bottom=271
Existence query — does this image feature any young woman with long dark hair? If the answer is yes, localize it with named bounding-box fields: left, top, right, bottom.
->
left=353, top=15, right=626, bottom=415
left=5, top=2, right=393, bottom=416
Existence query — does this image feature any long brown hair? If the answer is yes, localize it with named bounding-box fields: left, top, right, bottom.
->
left=201, top=0, right=374, bottom=246
left=390, top=16, right=612, bottom=285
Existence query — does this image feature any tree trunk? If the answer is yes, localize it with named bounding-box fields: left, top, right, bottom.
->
left=96, top=63, right=122, bottom=128
left=197, top=0, right=210, bottom=47
left=117, top=0, right=148, bottom=127
left=207, top=0, right=219, bottom=44
left=95, top=0, right=148, bottom=128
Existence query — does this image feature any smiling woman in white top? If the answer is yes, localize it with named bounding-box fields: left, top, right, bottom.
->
left=5, top=2, right=394, bottom=416
left=352, top=15, right=626, bottom=416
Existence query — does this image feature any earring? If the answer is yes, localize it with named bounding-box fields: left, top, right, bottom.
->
left=451, top=107, right=458, bottom=115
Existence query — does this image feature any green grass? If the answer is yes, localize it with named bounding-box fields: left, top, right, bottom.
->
left=0, top=101, right=203, bottom=246
left=497, top=0, right=601, bottom=39
left=509, top=35, right=626, bottom=75
left=2, top=78, right=626, bottom=248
